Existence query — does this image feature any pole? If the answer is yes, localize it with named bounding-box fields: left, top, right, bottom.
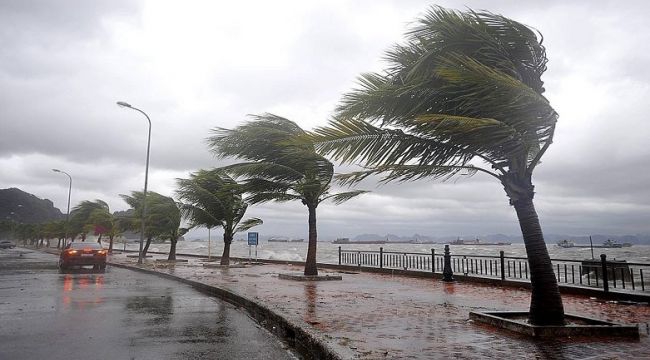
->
left=208, top=227, right=211, bottom=260
left=601, top=254, right=609, bottom=293
left=117, top=102, right=151, bottom=265
left=443, top=244, right=454, bottom=281
left=52, top=169, right=72, bottom=248
left=589, top=235, right=594, bottom=260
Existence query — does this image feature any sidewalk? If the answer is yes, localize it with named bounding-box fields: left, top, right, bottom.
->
left=109, top=253, right=650, bottom=359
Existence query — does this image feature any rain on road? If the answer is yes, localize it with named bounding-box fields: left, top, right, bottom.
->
left=0, top=248, right=297, bottom=360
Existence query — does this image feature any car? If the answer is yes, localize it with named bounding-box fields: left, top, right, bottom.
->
left=0, top=240, right=16, bottom=249
left=59, top=242, right=107, bottom=272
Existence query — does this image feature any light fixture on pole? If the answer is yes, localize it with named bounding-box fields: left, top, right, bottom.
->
left=52, top=169, right=72, bottom=248
left=117, top=101, right=151, bottom=265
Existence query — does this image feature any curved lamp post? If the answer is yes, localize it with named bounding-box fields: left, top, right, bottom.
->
left=117, top=101, right=151, bottom=265
left=52, top=169, right=72, bottom=248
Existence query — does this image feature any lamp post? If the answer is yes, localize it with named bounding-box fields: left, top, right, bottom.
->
left=117, top=101, right=151, bottom=265
left=52, top=169, right=72, bottom=248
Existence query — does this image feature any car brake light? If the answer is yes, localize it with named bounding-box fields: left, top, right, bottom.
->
left=97, top=250, right=107, bottom=255
left=66, top=250, right=78, bottom=255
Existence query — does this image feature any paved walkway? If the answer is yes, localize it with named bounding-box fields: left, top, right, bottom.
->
left=110, top=253, right=650, bottom=359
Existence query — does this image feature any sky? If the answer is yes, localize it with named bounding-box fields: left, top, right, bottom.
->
left=1, top=0, right=649, bottom=240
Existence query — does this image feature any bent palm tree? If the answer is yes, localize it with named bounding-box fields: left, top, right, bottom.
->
left=70, top=200, right=110, bottom=242
left=208, top=114, right=367, bottom=276
left=313, top=7, right=563, bottom=325
left=176, top=169, right=262, bottom=265
left=88, top=208, right=122, bottom=253
left=121, top=191, right=183, bottom=259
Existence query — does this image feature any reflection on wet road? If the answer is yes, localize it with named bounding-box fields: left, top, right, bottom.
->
left=0, top=248, right=296, bottom=360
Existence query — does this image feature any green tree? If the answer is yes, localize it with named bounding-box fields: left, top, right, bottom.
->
left=43, top=220, right=66, bottom=248
left=176, top=169, right=262, bottom=265
left=208, top=114, right=367, bottom=276
left=88, top=208, right=122, bottom=253
left=313, top=7, right=563, bottom=325
left=121, top=191, right=185, bottom=260
left=70, top=200, right=110, bottom=242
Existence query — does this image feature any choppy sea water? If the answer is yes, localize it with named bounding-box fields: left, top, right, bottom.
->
left=119, top=239, right=650, bottom=264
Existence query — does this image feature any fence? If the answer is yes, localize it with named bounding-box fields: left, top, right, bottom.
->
left=338, top=246, right=650, bottom=294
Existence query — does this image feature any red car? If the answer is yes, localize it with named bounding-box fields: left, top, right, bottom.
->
left=59, top=242, right=107, bottom=272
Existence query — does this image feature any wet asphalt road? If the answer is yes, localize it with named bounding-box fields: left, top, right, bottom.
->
left=0, top=248, right=297, bottom=360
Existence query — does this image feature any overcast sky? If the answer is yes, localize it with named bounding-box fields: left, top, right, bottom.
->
left=1, top=0, right=649, bottom=240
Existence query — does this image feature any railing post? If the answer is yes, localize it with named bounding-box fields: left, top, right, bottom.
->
left=338, top=246, right=341, bottom=265
left=500, top=251, right=505, bottom=281
left=601, top=254, right=609, bottom=293
left=379, top=247, right=383, bottom=269
left=443, top=245, right=454, bottom=282
left=431, top=249, right=435, bottom=273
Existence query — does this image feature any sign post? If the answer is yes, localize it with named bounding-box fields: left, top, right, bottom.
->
left=247, top=232, right=259, bottom=263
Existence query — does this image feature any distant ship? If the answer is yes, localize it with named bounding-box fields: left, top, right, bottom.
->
left=557, top=239, right=632, bottom=248
left=332, top=238, right=387, bottom=244
left=268, top=237, right=304, bottom=243
left=450, top=238, right=511, bottom=246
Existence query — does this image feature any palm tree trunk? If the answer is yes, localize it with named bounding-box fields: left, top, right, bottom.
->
left=168, top=236, right=177, bottom=260
left=304, top=205, right=318, bottom=276
left=143, top=236, right=152, bottom=256
left=513, top=196, right=565, bottom=325
left=221, top=231, right=233, bottom=265
left=108, top=235, right=114, bottom=254
left=97, top=234, right=102, bottom=244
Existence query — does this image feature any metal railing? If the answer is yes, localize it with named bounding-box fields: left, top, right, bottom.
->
left=338, top=246, right=650, bottom=294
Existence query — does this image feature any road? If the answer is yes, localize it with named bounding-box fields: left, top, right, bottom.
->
left=0, top=247, right=298, bottom=360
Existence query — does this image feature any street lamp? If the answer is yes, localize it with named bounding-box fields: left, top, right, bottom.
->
left=52, top=169, right=72, bottom=248
left=117, top=101, right=151, bottom=265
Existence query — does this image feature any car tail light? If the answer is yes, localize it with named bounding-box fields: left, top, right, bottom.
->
left=97, top=250, right=107, bottom=255
left=66, top=250, right=78, bottom=255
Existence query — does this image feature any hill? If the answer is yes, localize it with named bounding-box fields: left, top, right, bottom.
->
left=0, top=188, right=64, bottom=223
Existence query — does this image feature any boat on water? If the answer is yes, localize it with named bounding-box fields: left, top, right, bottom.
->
left=332, top=238, right=387, bottom=244
left=557, top=239, right=575, bottom=248
left=557, top=239, right=632, bottom=248
left=449, top=238, right=511, bottom=246
left=268, top=237, right=304, bottom=243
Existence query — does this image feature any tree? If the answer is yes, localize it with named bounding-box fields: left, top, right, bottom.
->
left=88, top=208, right=122, bottom=253
left=312, top=7, right=563, bottom=325
left=176, top=169, right=262, bottom=265
left=208, top=114, right=367, bottom=276
left=121, top=191, right=185, bottom=260
left=43, top=220, right=66, bottom=248
left=69, top=200, right=110, bottom=242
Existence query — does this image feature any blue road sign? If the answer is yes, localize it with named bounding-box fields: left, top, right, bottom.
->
left=247, top=232, right=259, bottom=246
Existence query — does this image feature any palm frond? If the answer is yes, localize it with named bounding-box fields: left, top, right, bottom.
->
left=320, top=190, right=369, bottom=205
left=234, top=218, right=263, bottom=233
left=335, top=164, right=484, bottom=186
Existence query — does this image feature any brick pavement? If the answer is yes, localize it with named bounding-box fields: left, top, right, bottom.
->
left=110, top=253, right=650, bottom=359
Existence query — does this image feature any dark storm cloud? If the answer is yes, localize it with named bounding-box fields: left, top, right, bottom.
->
left=0, top=0, right=648, bottom=237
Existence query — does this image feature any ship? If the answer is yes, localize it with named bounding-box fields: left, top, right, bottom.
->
left=268, top=237, right=304, bottom=243
left=449, top=238, right=511, bottom=246
left=557, top=239, right=575, bottom=248
left=332, top=237, right=387, bottom=244
left=557, top=239, right=632, bottom=248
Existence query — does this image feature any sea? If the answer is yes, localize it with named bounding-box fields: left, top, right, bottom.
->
left=118, top=238, right=650, bottom=264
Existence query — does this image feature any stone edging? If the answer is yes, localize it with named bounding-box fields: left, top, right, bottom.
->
left=108, top=262, right=350, bottom=360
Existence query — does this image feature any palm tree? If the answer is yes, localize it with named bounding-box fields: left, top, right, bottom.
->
left=176, top=169, right=262, bottom=265
left=312, top=7, right=563, bottom=325
left=88, top=208, right=122, bottom=253
left=208, top=114, right=367, bottom=276
left=121, top=191, right=185, bottom=260
left=70, top=200, right=110, bottom=242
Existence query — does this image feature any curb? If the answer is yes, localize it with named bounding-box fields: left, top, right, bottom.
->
left=108, top=261, right=351, bottom=360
